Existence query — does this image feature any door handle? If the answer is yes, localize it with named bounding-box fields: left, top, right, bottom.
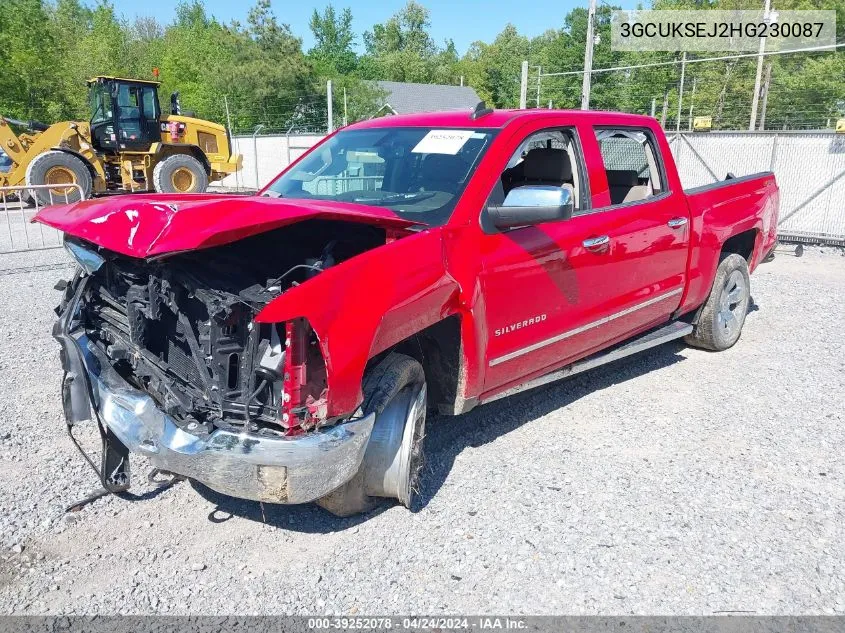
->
left=582, top=235, right=610, bottom=250
left=667, top=217, right=688, bottom=228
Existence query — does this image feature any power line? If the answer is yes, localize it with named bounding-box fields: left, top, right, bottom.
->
left=539, top=42, right=845, bottom=77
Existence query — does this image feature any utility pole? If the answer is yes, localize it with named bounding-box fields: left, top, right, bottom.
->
left=536, top=66, right=542, bottom=108
left=581, top=0, right=597, bottom=110
left=519, top=61, right=529, bottom=109
left=252, top=124, right=265, bottom=190
left=688, top=76, right=697, bottom=131
left=758, top=62, right=772, bottom=130
left=343, top=87, right=348, bottom=127
left=223, top=95, right=239, bottom=190
left=327, top=80, right=334, bottom=133
left=750, top=0, right=772, bottom=130
left=651, top=97, right=656, bottom=118
left=676, top=52, right=687, bottom=133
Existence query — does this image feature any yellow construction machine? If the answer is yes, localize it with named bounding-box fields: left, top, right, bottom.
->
left=0, top=76, right=242, bottom=205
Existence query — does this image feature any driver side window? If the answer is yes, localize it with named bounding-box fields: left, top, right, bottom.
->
left=489, top=128, right=586, bottom=212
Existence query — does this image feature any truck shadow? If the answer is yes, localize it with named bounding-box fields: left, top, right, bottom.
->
left=192, top=340, right=688, bottom=532
left=416, top=340, right=688, bottom=512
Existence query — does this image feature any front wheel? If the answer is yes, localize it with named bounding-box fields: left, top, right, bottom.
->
left=317, top=353, right=427, bottom=517
left=26, top=150, right=92, bottom=206
left=685, top=252, right=751, bottom=351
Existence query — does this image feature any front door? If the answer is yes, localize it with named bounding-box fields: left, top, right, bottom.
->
left=114, top=83, right=161, bottom=152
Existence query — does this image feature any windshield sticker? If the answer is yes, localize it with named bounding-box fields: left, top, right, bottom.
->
left=412, top=130, right=474, bottom=155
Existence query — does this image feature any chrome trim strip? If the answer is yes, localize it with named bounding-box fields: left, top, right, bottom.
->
left=483, top=320, right=693, bottom=404
left=489, top=287, right=684, bottom=367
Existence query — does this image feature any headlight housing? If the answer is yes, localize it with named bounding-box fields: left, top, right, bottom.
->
left=64, top=238, right=105, bottom=275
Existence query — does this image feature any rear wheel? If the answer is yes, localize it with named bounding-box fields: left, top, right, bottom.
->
left=685, top=253, right=751, bottom=351
left=317, top=353, right=427, bottom=517
left=152, top=154, right=208, bottom=194
left=26, top=151, right=92, bottom=206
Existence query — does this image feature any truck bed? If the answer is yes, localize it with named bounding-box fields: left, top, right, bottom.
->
left=680, top=171, right=779, bottom=315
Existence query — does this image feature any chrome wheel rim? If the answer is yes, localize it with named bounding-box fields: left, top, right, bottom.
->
left=717, top=269, right=747, bottom=340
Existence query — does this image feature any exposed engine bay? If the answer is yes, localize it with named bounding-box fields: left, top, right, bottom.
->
left=65, top=220, right=387, bottom=437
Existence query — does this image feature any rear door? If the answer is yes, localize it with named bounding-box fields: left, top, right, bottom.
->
left=582, top=126, right=690, bottom=345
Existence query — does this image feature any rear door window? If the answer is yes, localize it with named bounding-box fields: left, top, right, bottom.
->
left=594, top=128, right=665, bottom=206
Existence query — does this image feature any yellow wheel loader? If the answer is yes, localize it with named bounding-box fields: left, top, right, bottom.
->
left=0, top=76, right=242, bottom=205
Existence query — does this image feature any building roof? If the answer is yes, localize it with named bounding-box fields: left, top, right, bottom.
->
left=375, top=81, right=482, bottom=115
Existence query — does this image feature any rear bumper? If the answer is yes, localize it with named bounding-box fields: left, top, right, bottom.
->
left=54, top=281, right=374, bottom=504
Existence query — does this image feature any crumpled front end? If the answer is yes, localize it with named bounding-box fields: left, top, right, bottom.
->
left=53, top=217, right=392, bottom=503
left=54, top=266, right=375, bottom=504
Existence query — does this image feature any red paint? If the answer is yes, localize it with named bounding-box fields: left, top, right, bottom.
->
left=168, top=120, right=179, bottom=142
left=255, top=229, right=459, bottom=417
left=34, top=194, right=419, bottom=258
left=37, top=109, right=779, bottom=420
left=281, top=320, right=304, bottom=430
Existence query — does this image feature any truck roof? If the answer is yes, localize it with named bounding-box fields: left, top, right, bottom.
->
left=349, top=109, right=657, bottom=131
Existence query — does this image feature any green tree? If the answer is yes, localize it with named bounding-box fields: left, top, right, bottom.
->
left=459, top=25, right=529, bottom=108
left=309, top=5, right=357, bottom=75
left=0, top=0, right=60, bottom=121
left=359, top=1, right=441, bottom=82
left=1, top=0, right=841, bottom=133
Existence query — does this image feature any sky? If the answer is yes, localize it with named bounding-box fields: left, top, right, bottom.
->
left=107, top=0, right=637, bottom=55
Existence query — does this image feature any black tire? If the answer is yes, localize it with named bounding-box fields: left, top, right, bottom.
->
left=152, top=154, right=208, bottom=194
left=684, top=253, right=751, bottom=351
left=25, top=150, right=92, bottom=206
left=19, top=190, right=35, bottom=207
left=317, top=353, right=427, bottom=517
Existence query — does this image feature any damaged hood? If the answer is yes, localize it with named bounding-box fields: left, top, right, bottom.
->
left=34, top=193, right=420, bottom=258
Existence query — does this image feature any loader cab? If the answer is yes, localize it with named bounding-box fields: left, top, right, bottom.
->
left=88, top=77, right=161, bottom=153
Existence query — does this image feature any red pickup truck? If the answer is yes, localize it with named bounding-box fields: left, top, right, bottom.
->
left=38, top=108, right=779, bottom=516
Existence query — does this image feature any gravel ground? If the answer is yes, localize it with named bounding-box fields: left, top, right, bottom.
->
left=1, top=245, right=844, bottom=615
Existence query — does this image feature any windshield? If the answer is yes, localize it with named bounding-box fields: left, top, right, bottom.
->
left=88, top=84, right=112, bottom=125
left=264, top=127, right=496, bottom=226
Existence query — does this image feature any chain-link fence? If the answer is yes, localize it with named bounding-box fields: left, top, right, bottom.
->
left=221, top=83, right=330, bottom=137
left=219, top=129, right=845, bottom=244
left=533, top=46, right=844, bottom=132
left=669, top=132, right=845, bottom=244
left=217, top=133, right=324, bottom=192
left=222, top=80, right=388, bottom=137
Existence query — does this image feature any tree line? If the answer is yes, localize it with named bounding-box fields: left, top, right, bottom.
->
left=0, top=0, right=842, bottom=134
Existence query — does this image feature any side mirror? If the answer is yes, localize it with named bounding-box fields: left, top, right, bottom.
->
left=171, top=91, right=181, bottom=116
left=487, top=186, right=574, bottom=230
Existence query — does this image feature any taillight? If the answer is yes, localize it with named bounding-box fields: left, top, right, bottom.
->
left=279, top=318, right=328, bottom=434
